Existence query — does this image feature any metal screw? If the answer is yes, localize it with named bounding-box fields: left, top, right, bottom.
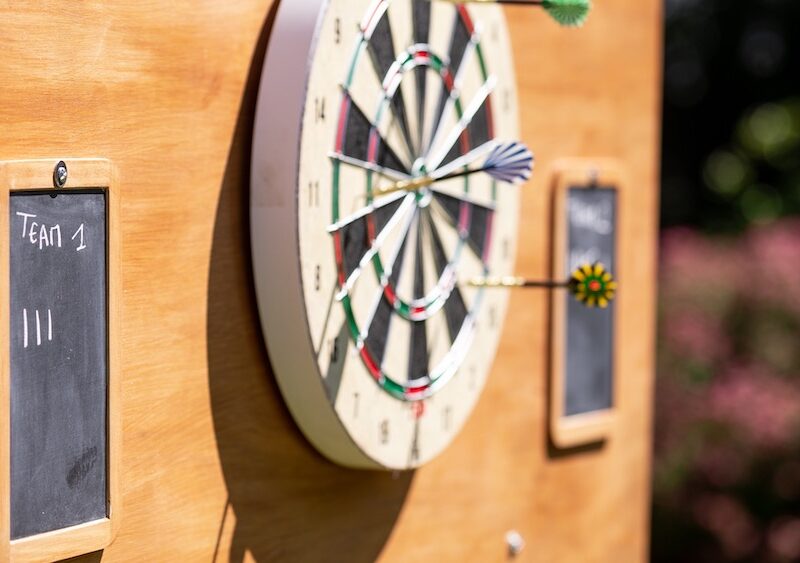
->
left=53, top=161, right=68, bottom=188
left=506, top=530, right=526, bottom=557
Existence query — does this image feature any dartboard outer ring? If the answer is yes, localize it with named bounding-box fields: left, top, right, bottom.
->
left=251, top=0, right=520, bottom=470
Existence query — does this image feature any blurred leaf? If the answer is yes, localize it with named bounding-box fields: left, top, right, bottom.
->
left=739, top=184, right=783, bottom=224
left=737, top=103, right=800, bottom=161
left=703, top=150, right=753, bottom=197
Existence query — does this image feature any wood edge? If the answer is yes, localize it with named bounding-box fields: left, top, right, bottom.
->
left=10, top=519, right=112, bottom=563
left=107, top=162, right=122, bottom=544
left=0, top=174, right=11, bottom=562
left=0, top=158, right=119, bottom=561
left=548, top=159, right=625, bottom=449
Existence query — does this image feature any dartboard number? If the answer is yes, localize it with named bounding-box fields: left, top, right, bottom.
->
left=353, top=392, right=360, bottom=418
left=443, top=406, right=453, bottom=431
left=329, top=337, right=340, bottom=365
left=308, top=180, right=320, bottom=207
left=314, top=97, right=326, bottom=123
left=334, top=17, right=342, bottom=45
left=314, top=264, right=321, bottom=291
left=380, top=420, right=390, bottom=445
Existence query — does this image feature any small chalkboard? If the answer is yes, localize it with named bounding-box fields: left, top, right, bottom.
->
left=550, top=163, right=622, bottom=449
left=563, top=187, right=616, bottom=417
left=9, top=191, right=108, bottom=540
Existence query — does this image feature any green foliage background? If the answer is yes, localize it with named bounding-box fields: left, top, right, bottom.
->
left=655, top=0, right=800, bottom=560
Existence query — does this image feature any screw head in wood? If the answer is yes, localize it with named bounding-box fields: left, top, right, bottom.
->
left=506, top=530, right=526, bottom=557
left=53, top=161, right=68, bottom=188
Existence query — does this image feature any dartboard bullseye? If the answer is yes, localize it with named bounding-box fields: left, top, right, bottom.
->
left=252, top=0, right=526, bottom=469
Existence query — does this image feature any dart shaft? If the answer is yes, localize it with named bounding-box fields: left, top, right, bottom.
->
left=373, top=167, right=484, bottom=197
left=435, top=0, right=546, bottom=5
left=469, top=276, right=569, bottom=288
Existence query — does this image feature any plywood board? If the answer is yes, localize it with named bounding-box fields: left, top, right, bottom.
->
left=0, top=1, right=661, bottom=560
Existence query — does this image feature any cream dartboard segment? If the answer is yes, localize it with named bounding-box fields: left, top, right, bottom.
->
left=251, top=0, right=525, bottom=469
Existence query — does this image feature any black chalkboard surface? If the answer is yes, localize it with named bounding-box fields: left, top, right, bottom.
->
left=564, top=187, right=616, bottom=417
left=9, top=191, right=108, bottom=540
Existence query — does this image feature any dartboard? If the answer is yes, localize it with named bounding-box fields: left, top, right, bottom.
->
left=251, top=0, right=523, bottom=469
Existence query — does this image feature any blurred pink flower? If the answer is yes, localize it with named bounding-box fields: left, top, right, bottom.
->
left=696, top=445, right=746, bottom=488
left=768, top=518, right=800, bottom=561
left=708, top=365, right=800, bottom=448
left=691, top=494, right=759, bottom=558
left=745, top=219, right=800, bottom=314
left=662, top=311, right=731, bottom=366
left=773, top=460, right=800, bottom=500
left=660, top=227, right=741, bottom=310
left=653, top=374, right=708, bottom=455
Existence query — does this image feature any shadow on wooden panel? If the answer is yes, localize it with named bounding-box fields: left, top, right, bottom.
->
left=206, top=3, right=413, bottom=562
left=57, top=550, right=103, bottom=563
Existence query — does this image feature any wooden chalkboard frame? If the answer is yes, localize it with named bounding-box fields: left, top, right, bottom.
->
left=0, top=159, right=120, bottom=562
left=549, top=161, right=625, bottom=449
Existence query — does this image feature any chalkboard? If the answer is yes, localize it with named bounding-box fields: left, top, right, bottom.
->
left=9, top=191, right=108, bottom=540
left=564, top=187, right=616, bottom=417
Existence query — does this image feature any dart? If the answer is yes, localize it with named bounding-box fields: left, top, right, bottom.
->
left=435, top=0, right=592, bottom=28
left=469, top=262, right=617, bottom=308
left=373, top=141, right=534, bottom=197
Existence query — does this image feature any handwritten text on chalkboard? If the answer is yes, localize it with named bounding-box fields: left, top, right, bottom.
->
left=10, top=192, right=108, bottom=540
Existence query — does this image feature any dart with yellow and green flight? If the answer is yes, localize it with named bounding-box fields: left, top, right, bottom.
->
left=469, top=262, right=617, bottom=309
left=436, top=0, right=592, bottom=28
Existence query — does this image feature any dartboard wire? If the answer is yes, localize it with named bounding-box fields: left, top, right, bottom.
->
left=362, top=0, right=417, bottom=162
left=430, top=140, right=498, bottom=181
left=378, top=95, right=416, bottom=168
left=429, top=188, right=496, bottom=232
left=360, top=0, right=391, bottom=39
left=373, top=43, right=434, bottom=169
left=334, top=87, right=412, bottom=179
left=314, top=281, right=343, bottom=361
left=329, top=152, right=411, bottom=184
left=429, top=194, right=493, bottom=276
left=357, top=208, right=418, bottom=345
left=355, top=211, right=420, bottom=389
left=412, top=0, right=432, bottom=157
left=408, top=210, right=479, bottom=392
left=431, top=184, right=497, bottom=215
left=380, top=207, right=420, bottom=290
left=426, top=75, right=497, bottom=172
left=328, top=189, right=408, bottom=233
left=380, top=49, right=436, bottom=166
left=332, top=194, right=417, bottom=301
left=421, top=19, right=483, bottom=158
left=421, top=208, right=460, bottom=311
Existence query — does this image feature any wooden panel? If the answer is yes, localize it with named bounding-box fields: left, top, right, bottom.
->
left=0, top=0, right=661, bottom=561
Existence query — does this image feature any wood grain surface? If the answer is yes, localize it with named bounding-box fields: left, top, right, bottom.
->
left=0, top=0, right=661, bottom=561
